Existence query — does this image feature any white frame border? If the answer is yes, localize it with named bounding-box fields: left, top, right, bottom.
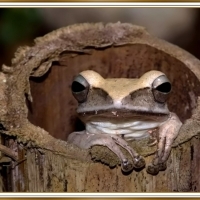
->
left=0, top=3, right=199, bottom=197
left=0, top=2, right=200, bottom=7
left=0, top=193, right=200, bottom=197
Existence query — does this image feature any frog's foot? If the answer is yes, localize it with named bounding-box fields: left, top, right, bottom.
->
left=68, top=131, right=145, bottom=172
left=147, top=112, right=182, bottom=175
left=110, top=135, right=145, bottom=169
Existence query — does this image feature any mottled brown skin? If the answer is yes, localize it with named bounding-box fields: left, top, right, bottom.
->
left=68, top=70, right=182, bottom=174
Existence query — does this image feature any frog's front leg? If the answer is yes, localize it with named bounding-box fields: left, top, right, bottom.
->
left=147, top=112, right=182, bottom=175
left=68, top=131, right=145, bottom=172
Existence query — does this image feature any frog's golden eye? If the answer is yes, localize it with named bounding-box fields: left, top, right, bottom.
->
left=152, top=75, right=171, bottom=103
left=71, top=74, right=89, bottom=103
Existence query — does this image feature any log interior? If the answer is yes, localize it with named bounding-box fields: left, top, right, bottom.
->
left=28, top=44, right=200, bottom=140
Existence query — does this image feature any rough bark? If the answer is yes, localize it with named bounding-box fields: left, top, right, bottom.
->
left=0, top=22, right=200, bottom=191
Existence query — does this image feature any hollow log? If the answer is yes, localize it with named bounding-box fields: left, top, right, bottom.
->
left=0, top=23, right=200, bottom=192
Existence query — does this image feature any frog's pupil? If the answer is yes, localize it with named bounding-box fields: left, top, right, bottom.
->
left=72, top=81, right=86, bottom=93
left=156, top=82, right=171, bottom=93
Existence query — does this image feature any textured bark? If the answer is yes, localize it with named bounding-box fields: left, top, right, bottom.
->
left=0, top=23, right=200, bottom=191
left=3, top=136, right=200, bottom=192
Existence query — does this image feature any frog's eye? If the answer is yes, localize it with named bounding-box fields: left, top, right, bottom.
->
left=71, top=74, right=89, bottom=103
left=152, top=75, right=171, bottom=103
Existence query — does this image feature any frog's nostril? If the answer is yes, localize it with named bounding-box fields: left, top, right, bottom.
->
left=113, top=100, right=122, bottom=108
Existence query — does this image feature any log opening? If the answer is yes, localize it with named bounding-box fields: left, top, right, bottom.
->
left=28, top=44, right=200, bottom=141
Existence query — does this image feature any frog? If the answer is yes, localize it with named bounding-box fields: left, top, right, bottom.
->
left=68, top=70, right=182, bottom=175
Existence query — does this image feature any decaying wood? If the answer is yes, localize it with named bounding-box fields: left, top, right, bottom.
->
left=0, top=22, right=200, bottom=191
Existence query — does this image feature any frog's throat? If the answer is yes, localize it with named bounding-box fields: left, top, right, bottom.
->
left=85, top=120, right=165, bottom=141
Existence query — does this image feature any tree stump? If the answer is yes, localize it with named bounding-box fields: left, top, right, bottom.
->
left=0, top=22, right=200, bottom=192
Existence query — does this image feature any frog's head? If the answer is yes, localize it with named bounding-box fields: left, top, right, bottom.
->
left=71, top=70, right=171, bottom=123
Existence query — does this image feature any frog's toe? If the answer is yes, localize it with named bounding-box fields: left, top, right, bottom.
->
left=146, top=162, right=166, bottom=175
left=158, top=162, right=167, bottom=171
left=133, top=155, right=145, bottom=169
left=146, top=163, right=159, bottom=175
left=121, top=158, right=134, bottom=172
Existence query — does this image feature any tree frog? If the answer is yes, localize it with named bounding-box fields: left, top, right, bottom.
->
left=68, top=70, right=182, bottom=174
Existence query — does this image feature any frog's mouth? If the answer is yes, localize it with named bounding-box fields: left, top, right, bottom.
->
left=78, top=109, right=169, bottom=123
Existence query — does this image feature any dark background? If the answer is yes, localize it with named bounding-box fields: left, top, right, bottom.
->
left=1, top=8, right=200, bottom=67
